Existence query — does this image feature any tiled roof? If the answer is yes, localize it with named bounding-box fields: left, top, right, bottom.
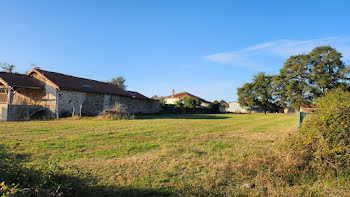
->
left=165, top=92, right=211, bottom=103
left=30, top=68, right=132, bottom=97
left=302, top=104, right=316, bottom=108
left=127, top=91, right=149, bottom=100
left=0, top=72, right=42, bottom=89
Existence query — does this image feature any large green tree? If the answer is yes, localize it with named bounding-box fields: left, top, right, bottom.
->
left=238, top=72, right=275, bottom=114
left=273, top=54, right=313, bottom=111
left=107, top=76, right=127, bottom=89
left=309, top=46, right=350, bottom=96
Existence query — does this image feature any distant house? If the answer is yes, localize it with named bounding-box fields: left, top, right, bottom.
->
left=0, top=68, right=161, bottom=121
left=164, top=90, right=211, bottom=107
left=225, top=101, right=250, bottom=113
left=300, top=104, right=317, bottom=113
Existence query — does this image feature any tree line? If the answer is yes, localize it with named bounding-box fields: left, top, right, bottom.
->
left=237, top=46, right=350, bottom=113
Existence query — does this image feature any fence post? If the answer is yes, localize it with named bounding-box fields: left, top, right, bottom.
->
left=79, top=104, right=82, bottom=117
left=297, top=111, right=307, bottom=129
left=72, top=106, right=75, bottom=117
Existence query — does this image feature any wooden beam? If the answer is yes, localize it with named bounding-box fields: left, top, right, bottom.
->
left=7, top=88, right=12, bottom=104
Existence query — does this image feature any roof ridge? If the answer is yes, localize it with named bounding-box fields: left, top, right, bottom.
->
left=32, top=68, right=132, bottom=97
left=35, top=68, right=116, bottom=86
left=0, top=72, right=30, bottom=76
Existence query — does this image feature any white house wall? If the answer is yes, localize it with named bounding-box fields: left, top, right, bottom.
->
left=226, top=102, right=250, bottom=113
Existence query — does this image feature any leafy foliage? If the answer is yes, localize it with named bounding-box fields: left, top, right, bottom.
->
left=212, top=100, right=228, bottom=108
left=179, top=96, right=201, bottom=108
left=225, top=89, right=350, bottom=196
left=309, top=46, right=349, bottom=96
left=292, top=88, right=350, bottom=173
left=151, top=95, right=166, bottom=105
left=219, top=100, right=229, bottom=107
left=107, top=76, right=127, bottom=89
left=238, top=72, right=276, bottom=113
left=239, top=46, right=350, bottom=111
left=213, top=100, right=219, bottom=105
left=273, top=54, right=313, bottom=111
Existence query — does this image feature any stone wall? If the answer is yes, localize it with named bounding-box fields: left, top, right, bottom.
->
left=57, top=90, right=161, bottom=117
left=0, top=103, right=8, bottom=121
left=3, top=86, right=161, bottom=120
left=0, top=103, right=53, bottom=121
left=6, top=105, right=32, bottom=121
left=110, top=95, right=162, bottom=114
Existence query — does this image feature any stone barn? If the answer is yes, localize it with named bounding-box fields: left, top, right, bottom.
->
left=0, top=68, right=161, bottom=121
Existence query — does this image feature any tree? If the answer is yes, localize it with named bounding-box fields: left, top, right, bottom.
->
left=181, top=96, right=201, bottom=108
left=150, top=95, right=159, bottom=99
left=0, top=62, right=16, bottom=73
left=309, top=46, right=350, bottom=96
left=210, top=100, right=220, bottom=112
left=238, top=72, right=276, bottom=114
left=151, top=95, right=166, bottom=105
left=107, top=76, right=127, bottom=89
left=273, top=54, right=313, bottom=111
left=237, top=83, right=255, bottom=111
left=219, top=100, right=229, bottom=107
left=213, top=100, right=220, bottom=105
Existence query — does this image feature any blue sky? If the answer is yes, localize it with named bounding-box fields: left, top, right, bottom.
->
left=1, top=0, right=350, bottom=102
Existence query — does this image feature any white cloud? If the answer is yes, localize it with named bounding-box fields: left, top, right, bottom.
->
left=204, top=36, right=350, bottom=70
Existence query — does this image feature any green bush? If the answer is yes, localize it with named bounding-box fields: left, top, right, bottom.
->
left=233, top=88, right=350, bottom=195
left=181, top=96, right=201, bottom=108
left=292, top=88, right=350, bottom=174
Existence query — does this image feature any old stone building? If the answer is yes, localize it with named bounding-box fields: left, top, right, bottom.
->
left=0, top=68, right=161, bottom=121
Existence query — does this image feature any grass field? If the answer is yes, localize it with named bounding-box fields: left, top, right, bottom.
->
left=0, top=113, right=297, bottom=196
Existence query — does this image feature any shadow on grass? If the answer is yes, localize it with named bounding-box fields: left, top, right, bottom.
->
left=136, top=114, right=230, bottom=120
left=0, top=145, right=175, bottom=197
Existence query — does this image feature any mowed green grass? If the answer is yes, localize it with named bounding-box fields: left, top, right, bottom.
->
left=0, top=113, right=296, bottom=195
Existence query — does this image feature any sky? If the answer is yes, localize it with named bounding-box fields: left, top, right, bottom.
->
left=1, top=0, right=350, bottom=102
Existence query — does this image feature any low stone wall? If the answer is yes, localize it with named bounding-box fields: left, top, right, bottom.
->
left=116, top=96, right=162, bottom=114
left=0, top=103, right=8, bottom=121
left=0, top=104, right=53, bottom=121
left=6, top=105, right=32, bottom=121
left=57, top=90, right=161, bottom=117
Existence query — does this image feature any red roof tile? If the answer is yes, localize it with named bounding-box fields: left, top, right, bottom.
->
left=165, top=92, right=211, bottom=103
left=302, top=104, right=316, bottom=108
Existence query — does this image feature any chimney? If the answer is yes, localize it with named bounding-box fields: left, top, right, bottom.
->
left=172, top=89, right=175, bottom=97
